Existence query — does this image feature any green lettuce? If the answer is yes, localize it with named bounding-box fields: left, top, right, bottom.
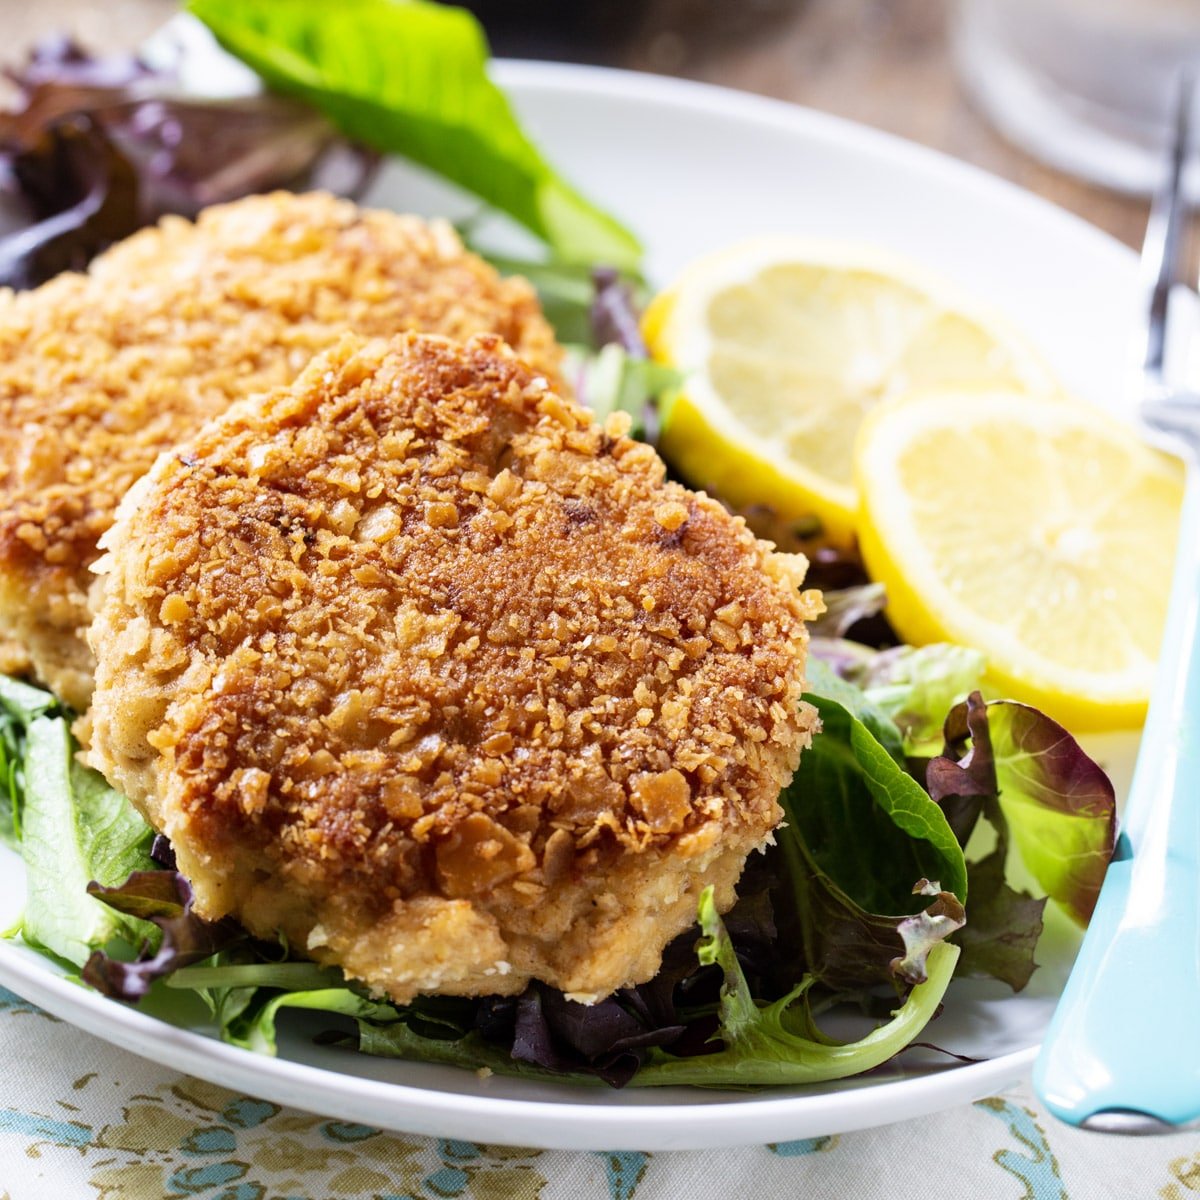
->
left=18, top=716, right=156, bottom=966
left=0, top=674, right=57, bottom=849
left=570, top=343, right=681, bottom=433
left=854, top=643, right=987, bottom=757
left=321, top=890, right=961, bottom=1089
left=188, top=0, right=641, bottom=268
left=764, top=673, right=967, bottom=995
left=169, top=961, right=393, bottom=1055
left=790, top=683, right=968, bottom=913
left=632, top=891, right=960, bottom=1087
left=472, top=251, right=600, bottom=344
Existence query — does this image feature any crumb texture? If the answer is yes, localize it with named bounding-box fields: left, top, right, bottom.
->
left=0, top=191, right=561, bottom=708
left=88, top=332, right=819, bottom=1003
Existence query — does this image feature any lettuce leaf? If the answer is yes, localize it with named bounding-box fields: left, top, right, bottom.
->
left=853, top=643, right=987, bottom=758
left=929, top=692, right=1115, bottom=925
left=803, top=657, right=905, bottom=763
left=808, top=583, right=887, bottom=640
left=789, top=687, right=968, bottom=914
left=0, top=675, right=58, bottom=848
left=767, top=677, right=966, bottom=993
left=340, top=890, right=960, bottom=1089
left=188, top=0, right=641, bottom=268
left=81, top=865, right=244, bottom=999
left=471, top=251, right=599, bottom=344
left=571, top=344, right=680, bottom=433
left=747, top=667, right=969, bottom=996
left=0, top=36, right=377, bottom=289
left=631, top=890, right=960, bottom=1087
left=950, top=842, right=1045, bottom=991
left=18, top=716, right=157, bottom=966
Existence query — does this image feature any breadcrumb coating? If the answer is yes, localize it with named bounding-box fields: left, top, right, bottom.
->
left=0, top=191, right=561, bottom=709
left=88, top=333, right=820, bottom=1004
left=0, top=637, right=30, bottom=679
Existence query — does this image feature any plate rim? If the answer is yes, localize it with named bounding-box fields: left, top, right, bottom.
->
left=0, top=56, right=1134, bottom=1151
left=490, top=58, right=1133, bottom=275
left=0, top=935, right=1038, bottom=1150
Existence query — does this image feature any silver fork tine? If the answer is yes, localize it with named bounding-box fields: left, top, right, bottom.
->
left=1140, top=71, right=1195, bottom=401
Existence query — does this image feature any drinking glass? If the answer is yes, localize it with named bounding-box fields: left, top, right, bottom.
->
left=954, top=0, right=1200, bottom=194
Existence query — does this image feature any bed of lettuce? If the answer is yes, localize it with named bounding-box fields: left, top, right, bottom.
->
left=0, top=0, right=1117, bottom=1090
left=0, top=628, right=1115, bottom=1089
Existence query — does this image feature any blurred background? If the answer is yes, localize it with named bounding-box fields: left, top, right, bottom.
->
left=9, top=0, right=1192, bottom=248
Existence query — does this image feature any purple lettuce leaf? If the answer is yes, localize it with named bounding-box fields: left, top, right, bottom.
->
left=891, top=880, right=967, bottom=984
left=951, top=844, right=1046, bottom=992
left=590, top=266, right=647, bottom=356
left=0, top=116, right=140, bottom=289
left=0, top=36, right=377, bottom=289
left=925, top=689, right=997, bottom=847
left=509, top=986, right=686, bottom=1088
left=929, top=692, right=1116, bottom=926
left=81, top=867, right=243, bottom=1000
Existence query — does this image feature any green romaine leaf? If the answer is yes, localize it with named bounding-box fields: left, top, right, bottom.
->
left=0, top=674, right=58, bottom=725
left=774, top=796, right=965, bottom=992
left=0, top=674, right=59, bottom=848
left=474, top=251, right=599, bottom=344
left=791, top=689, right=968, bottom=913
left=571, top=343, right=681, bottom=432
left=188, top=0, right=641, bottom=268
left=0, top=715, right=21, bottom=850
left=17, top=716, right=156, bottom=966
left=929, top=693, right=1115, bottom=926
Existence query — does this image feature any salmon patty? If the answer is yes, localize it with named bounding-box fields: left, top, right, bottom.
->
left=87, top=333, right=819, bottom=1004
left=0, top=191, right=561, bottom=709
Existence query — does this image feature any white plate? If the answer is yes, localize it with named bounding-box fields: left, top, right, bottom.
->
left=0, top=60, right=1148, bottom=1151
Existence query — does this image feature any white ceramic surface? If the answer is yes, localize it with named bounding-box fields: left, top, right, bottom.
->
left=0, top=60, right=1148, bottom=1151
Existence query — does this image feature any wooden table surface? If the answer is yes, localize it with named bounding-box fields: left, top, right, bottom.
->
left=8, top=0, right=1153, bottom=250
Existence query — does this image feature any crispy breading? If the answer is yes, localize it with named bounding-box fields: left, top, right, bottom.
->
left=0, top=191, right=562, bottom=709
left=0, top=637, right=30, bottom=679
left=87, top=333, right=820, bottom=1004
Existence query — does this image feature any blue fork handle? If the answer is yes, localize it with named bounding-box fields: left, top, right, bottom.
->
left=1034, top=465, right=1200, bottom=1128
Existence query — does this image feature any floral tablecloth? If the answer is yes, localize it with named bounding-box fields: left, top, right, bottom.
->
left=0, top=984, right=1195, bottom=1200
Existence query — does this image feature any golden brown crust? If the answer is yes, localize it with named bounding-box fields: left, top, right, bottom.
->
left=0, top=636, right=30, bottom=680
left=88, top=333, right=819, bottom=1003
left=0, top=191, right=562, bottom=709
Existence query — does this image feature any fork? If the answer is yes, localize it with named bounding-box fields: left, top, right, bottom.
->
left=1032, top=74, right=1200, bottom=1135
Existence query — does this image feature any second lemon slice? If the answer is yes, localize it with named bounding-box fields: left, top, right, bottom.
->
left=856, top=388, right=1184, bottom=730
left=644, top=239, right=1055, bottom=545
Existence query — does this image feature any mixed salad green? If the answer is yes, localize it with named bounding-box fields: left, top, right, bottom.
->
left=0, top=619, right=1114, bottom=1088
left=0, top=0, right=1117, bottom=1090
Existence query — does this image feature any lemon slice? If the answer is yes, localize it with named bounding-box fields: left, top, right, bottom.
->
left=856, top=388, right=1184, bottom=730
left=644, top=239, right=1056, bottom=545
